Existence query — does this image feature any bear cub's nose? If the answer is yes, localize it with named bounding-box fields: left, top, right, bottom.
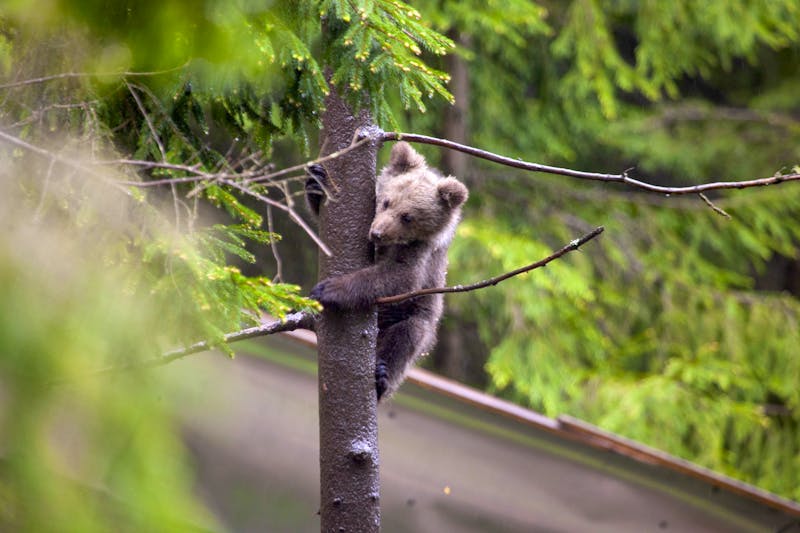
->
left=370, top=229, right=383, bottom=243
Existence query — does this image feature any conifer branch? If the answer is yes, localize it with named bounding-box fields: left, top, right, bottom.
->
left=381, top=131, right=800, bottom=198
left=376, top=226, right=605, bottom=305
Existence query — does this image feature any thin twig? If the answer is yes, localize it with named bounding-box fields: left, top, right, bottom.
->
left=100, top=134, right=370, bottom=188
left=244, top=134, right=371, bottom=185
left=382, top=131, right=800, bottom=196
left=698, top=193, right=731, bottom=219
left=0, top=129, right=131, bottom=195
left=98, top=159, right=216, bottom=185
left=0, top=64, right=189, bottom=90
left=223, top=179, right=332, bottom=257
left=266, top=205, right=283, bottom=282
left=377, top=226, right=605, bottom=305
left=126, top=81, right=167, bottom=161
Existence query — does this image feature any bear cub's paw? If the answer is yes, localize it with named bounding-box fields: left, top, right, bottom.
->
left=310, top=277, right=349, bottom=309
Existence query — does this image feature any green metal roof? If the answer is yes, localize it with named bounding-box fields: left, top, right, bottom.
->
left=173, top=332, right=800, bottom=532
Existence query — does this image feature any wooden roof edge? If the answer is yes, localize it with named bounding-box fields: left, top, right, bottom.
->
left=556, top=415, right=800, bottom=517
left=279, top=328, right=800, bottom=517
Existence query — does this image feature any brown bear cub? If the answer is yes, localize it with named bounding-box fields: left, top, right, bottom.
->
left=306, top=142, right=468, bottom=400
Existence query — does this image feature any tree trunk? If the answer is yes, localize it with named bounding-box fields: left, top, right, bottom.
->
left=437, top=30, right=471, bottom=384
left=317, top=90, right=381, bottom=532
left=441, top=31, right=471, bottom=178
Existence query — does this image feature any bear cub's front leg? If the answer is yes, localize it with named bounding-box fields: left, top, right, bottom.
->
left=306, top=164, right=382, bottom=310
left=310, top=271, right=377, bottom=310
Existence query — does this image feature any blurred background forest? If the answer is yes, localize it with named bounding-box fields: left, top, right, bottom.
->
left=1, top=0, right=799, bottom=529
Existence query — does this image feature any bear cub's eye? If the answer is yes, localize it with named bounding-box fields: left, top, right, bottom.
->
left=400, top=213, right=413, bottom=224
left=382, top=199, right=390, bottom=209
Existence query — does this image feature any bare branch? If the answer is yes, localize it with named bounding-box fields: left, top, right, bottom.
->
left=382, top=131, right=800, bottom=196
left=100, top=159, right=219, bottom=186
left=244, top=132, right=371, bottom=185
left=79, top=311, right=316, bottom=379
left=0, top=129, right=334, bottom=256
left=377, top=226, right=605, bottom=305
left=99, top=133, right=371, bottom=189
left=0, top=129, right=132, bottom=195
left=64, top=228, right=603, bottom=378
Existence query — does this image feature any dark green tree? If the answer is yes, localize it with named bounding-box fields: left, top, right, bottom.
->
left=1, top=1, right=454, bottom=530
left=409, top=0, right=800, bottom=501
left=2, top=3, right=799, bottom=532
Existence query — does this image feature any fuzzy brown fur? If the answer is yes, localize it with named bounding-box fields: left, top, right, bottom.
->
left=307, top=142, right=468, bottom=400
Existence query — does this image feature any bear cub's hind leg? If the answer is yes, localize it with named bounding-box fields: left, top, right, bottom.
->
left=375, top=315, right=436, bottom=400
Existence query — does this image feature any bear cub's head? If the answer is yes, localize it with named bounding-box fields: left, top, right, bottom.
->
left=370, top=142, right=468, bottom=246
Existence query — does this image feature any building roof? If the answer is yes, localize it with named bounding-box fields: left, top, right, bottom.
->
left=175, top=330, right=800, bottom=532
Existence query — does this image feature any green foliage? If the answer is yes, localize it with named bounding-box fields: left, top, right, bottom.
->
left=0, top=173, right=214, bottom=531
left=0, top=0, right=456, bottom=343
left=450, top=178, right=800, bottom=499
left=4, top=0, right=800, bottom=510
left=318, top=0, right=453, bottom=125
left=0, top=1, right=457, bottom=523
left=3, top=0, right=454, bottom=135
left=395, top=0, right=800, bottom=500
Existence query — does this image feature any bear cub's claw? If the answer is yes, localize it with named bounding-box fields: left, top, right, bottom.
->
left=310, top=278, right=346, bottom=309
left=375, top=360, right=389, bottom=400
left=306, top=163, right=328, bottom=190
left=310, top=279, right=332, bottom=306
left=305, top=164, right=328, bottom=216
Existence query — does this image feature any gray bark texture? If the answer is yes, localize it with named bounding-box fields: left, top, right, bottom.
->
left=441, top=31, right=471, bottom=179
left=317, top=89, right=381, bottom=532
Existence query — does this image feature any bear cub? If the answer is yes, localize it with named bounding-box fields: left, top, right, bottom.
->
left=306, top=142, right=468, bottom=400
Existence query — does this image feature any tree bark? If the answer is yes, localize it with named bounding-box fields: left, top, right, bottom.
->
left=438, top=30, right=471, bottom=385
left=317, top=90, right=381, bottom=532
left=441, top=31, right=471, bottom=178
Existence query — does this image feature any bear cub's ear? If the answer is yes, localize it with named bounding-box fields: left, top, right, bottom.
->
left=437, top=177, right=468, bottom=209
left=388, top=141, right=426, bottom=174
